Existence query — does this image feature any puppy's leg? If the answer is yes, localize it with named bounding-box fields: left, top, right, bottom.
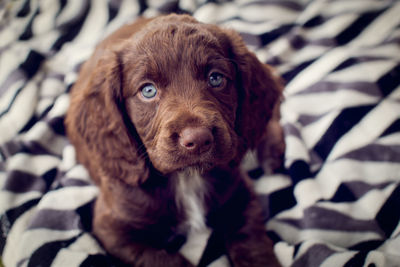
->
left=92, top=198, right=193, bottom=267
left=224, top=185, right=281, bottom=267
left=103, top=243, right=193, bottom=267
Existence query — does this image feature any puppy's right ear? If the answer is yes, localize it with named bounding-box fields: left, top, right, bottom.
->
left=66, top=50, right=149, bottom=187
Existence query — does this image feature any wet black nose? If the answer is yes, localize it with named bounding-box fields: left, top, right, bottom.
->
left=179, top=127, right=213, bottom=154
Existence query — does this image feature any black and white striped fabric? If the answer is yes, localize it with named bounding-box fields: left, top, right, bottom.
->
left=1, top=0, right=399, bottom=266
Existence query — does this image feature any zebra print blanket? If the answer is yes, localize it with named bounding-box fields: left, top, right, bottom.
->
left=1, top=0, right=399, bottom=266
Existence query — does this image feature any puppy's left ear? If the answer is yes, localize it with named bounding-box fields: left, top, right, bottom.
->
left=225, top=30, right=283, bottom=153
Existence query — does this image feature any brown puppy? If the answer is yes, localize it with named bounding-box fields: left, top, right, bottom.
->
left=66, top=14, right=283, bottom=267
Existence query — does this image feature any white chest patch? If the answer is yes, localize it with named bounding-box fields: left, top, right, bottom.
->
left=174, top=169, right=208, bottom=232
left=175, top=169, right=215, bottom=266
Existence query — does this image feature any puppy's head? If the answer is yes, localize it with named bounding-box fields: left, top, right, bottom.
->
left=66, top=14, right=282, bottom=186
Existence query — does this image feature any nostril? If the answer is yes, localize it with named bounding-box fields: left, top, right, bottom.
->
left=186, top=142, right=195, bottom=148
left=179, top=127, right=213, bottom=153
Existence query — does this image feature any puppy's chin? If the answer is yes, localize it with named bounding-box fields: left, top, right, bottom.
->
left=150, top=156, right=217, bottom=175
left=177, top=162, right=216, bottom=175
left=148, top=147, right=230, bottom=175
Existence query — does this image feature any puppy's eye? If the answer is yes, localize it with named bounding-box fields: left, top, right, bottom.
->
left=209, top=72, right=224, bottom=88
left=141, top=84, right=157, bottom=99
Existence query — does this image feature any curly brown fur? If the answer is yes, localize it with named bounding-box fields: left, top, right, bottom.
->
left=66, top=14, right=283, bottom=267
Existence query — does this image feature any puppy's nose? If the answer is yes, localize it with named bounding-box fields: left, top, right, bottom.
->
left=179, top=127, right=213, bottom=153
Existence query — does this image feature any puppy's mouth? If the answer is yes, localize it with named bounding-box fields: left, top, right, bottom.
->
left=148, top=140, right=231, bottom=175
left=155, top=149, right=217, bottom=175
left=177, top=151, right=217, bottom=171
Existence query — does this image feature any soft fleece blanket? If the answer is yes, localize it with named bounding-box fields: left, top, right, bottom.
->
left=1, top=0, right=400, bottom=266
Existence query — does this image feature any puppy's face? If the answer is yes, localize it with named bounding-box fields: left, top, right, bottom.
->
left=121, top=19, right=239, bottom=174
